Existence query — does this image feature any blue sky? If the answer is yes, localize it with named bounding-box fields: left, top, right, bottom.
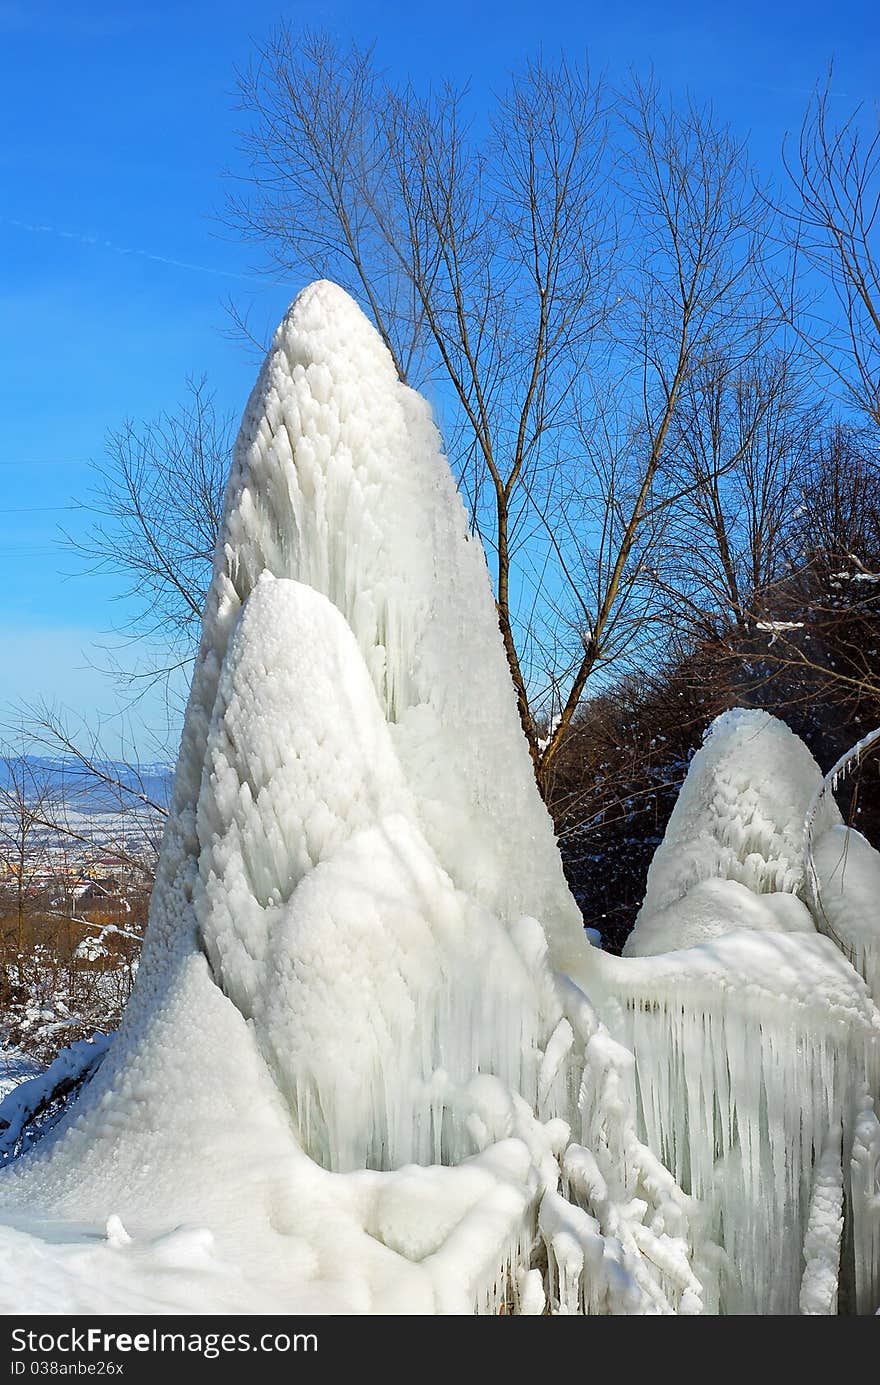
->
left=0, top=0, right=876, bottom=756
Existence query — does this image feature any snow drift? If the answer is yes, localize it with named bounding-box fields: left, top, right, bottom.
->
left=0, top=283, right=877, bottom=1315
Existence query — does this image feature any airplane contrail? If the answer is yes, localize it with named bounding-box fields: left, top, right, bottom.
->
left=1, top=215, right=267, bottom=284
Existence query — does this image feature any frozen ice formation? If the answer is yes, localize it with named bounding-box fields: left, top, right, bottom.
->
left=632, top=708, right=836, bottom=921
left=621, top=708, right=880, bottom=1312
left=0, top=283, right=878, bottom=1315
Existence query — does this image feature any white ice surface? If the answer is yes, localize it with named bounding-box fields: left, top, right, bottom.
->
left=812, top=825, right=880, bottom=1006
left=0, top=1050, right=42, bottom=1104
left=624, top=877, right=815, bottom=959
left=196, top=574, right=549, bottom=1174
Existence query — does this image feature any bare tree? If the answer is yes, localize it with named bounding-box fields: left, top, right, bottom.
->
left=228, top=31, right=774, bottom=794
left=0, top=754, right=54, bottom=960
left=17, top=34, right=783, bottom=855
left=231, top=35, right=617, bottom=779
left=532, top=81, right=774, bottom=788
left=8, top=383, right=223, bottom=894
left=70, top=378, right=232, bottom=697
left=643, top=70, right=880, bottom=746
left=782, top=80, right=880, bottom=428
left=743, top=422, right=880, bottom=710
left=655, top=350, right=819, bottom=641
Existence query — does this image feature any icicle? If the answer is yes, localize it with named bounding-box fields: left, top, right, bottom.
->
left=590, top=932, right=880, bottom=1314
left=800, top=1129, right=844, bottom=1314
left=850, top=1098, right=880, bottom=1315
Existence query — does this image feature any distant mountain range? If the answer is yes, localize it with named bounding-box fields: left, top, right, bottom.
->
left=0, top=756, right=173, bottom=816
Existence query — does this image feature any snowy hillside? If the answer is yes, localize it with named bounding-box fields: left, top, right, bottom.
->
left=0, top=757, right=172, bottom=816
left=0, top=282, right=877, bottom=1316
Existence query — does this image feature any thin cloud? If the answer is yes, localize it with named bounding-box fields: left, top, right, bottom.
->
left=1, top=215, right=264, bottom=284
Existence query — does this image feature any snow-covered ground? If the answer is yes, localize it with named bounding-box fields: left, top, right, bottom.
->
left=0, top=282, right=877, bottom=1316
left=0, top=1050, right=41, bottom=1103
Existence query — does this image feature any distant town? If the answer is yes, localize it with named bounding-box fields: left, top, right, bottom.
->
left=0, top=763, right=167, bottom=1061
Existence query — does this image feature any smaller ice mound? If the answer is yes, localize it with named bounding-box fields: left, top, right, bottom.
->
left=608, top=707, right=880, bottom=1312
left=635, top=708, right=836, bottom=926
left=803, top=727, right=880, bottom=1008
left=624, top=877, right=815, bottom=958
left=812, top=826, right=880, bottom=1006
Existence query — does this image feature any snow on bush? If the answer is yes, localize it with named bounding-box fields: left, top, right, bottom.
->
left=0, top=283, right=877, bottom=1315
